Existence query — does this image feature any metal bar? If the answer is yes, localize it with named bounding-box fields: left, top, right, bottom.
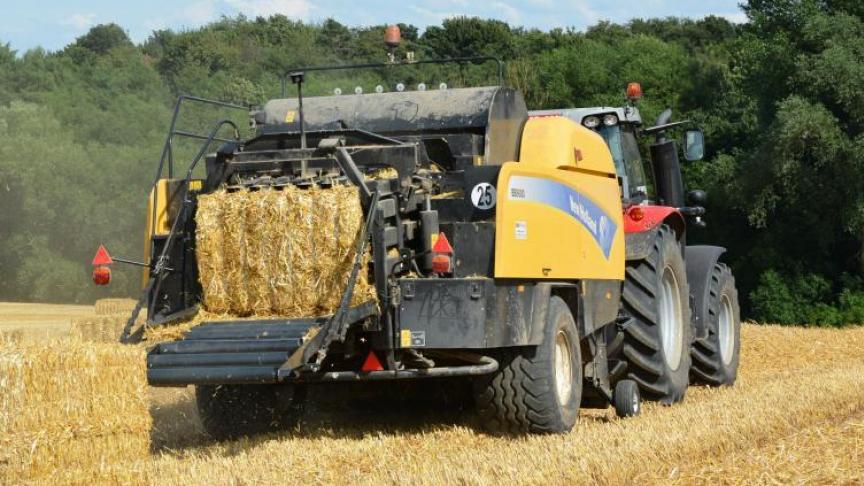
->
left=111, top=257, right=151, bottom=268
left=148, top=366, right=278, bottom=386
left=168, top=138, right=174, bottom=178
left=299, top=355, right=498, bottom=381
left=280, top=57, right=505, bottom=87
left=157, top=338, right=302, bottom=355
left=148, top=352, right=289, bottom=367
left=172, top=130, right=237, bottom=143
left=147, top=355, right=498, bottom=386
left=184, top=326, right=313, bottom=341
left=334, top=147, right=372, bottom=200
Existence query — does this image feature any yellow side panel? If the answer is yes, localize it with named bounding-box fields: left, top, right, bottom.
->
left=142, top=179, right=172, bottom=287
left=494, top=117, right=624, bottom=280
left=518, top=116, right=617, bottom=175
left=146, top=179, right=172, bottom=236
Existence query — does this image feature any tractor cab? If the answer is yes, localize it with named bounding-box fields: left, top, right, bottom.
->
left=530, top=83, right=706, bottom=210
left=530, top=105, right=649, bottom=203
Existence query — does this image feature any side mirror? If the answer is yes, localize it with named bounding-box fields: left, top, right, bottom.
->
left=683, top=129, right=705, bottom=161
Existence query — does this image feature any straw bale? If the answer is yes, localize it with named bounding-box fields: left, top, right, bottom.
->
left=94, top=298, right=137, bottom=316
left=219, top=189, right=249, bottom=314
left=0, top=338, right=150, bottom=483
left=195, top=184, right=376, bottom=320
left=195, top=190, right=229, bottom=313
left=71, top=312, right=142, bottom=343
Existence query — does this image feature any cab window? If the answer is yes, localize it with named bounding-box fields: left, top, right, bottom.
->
left=598, top=123, right=650, bottom=201
left=619, top=125, right=649, bottom=200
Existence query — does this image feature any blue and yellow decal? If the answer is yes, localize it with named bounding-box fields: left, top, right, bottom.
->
left=494, top=164, right=624, bottom=281
left=507, top=175, right=617, bottom=259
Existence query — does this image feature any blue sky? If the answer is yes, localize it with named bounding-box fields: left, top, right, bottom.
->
left=1, top=0, right=746, bottom=53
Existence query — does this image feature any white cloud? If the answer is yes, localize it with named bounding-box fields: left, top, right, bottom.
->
left=491, top=2, right=523, bottom=23
left=720, top=11, right=748, bottom=24
left=224, top=0, right=312, bottom=19
left=410, top=6, right=459, bottom=24
left=59, top=13, right=97, bottom=31
left=183, top=0, right=220, bottom=24
left=571, top=0, right=602, bottom=24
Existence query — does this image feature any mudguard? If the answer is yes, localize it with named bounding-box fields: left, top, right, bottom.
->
left=685, top=245, right=727, bottom=340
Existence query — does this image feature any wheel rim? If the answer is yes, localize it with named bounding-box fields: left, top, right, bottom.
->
left=658, top=266, right=684, bottom=370
left=718, top=294, right=735, bottom=366
left=554, top=329, right=573, bottom=407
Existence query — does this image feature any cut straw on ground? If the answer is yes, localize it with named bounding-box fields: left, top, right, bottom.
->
left=5, top=303, right=864, bottom=484
left=71, top=312, right=143, bottom=343
left=94, top=298, right=137, bottom=316
left=0, top=335, right=150, bottom=483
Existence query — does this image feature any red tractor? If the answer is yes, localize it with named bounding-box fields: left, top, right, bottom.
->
left=531, top=85, right=741, bottom=403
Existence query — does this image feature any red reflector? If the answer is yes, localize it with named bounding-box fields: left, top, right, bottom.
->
left=92, top=245, right=113, bottom=266
left=629, top=206, right=645, bottom=222
left=93, top=266, right=111, bottom=286
left=431, top=254, right=452, bottom=274
left=432, top=232, right=454, bottom=254
left=361, top=351, right=384, bottom=372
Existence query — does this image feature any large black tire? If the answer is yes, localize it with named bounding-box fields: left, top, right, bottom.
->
left=195, top=384, right=305, bottom=440
left=690, top=263, right=741, bottom=386
left=474, top=296, right=582, bottom=434
left=618, top=224, right=692, bottom=404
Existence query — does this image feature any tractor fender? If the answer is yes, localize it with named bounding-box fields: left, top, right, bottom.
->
left=685, top=245, right=727, bottom=340
left=624, top=206, right=685, bottom=261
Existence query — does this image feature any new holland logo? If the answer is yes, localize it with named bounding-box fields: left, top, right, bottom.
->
left=508, top=175, right=617, bottom=258
left=569, top=195, right=598, bottom=235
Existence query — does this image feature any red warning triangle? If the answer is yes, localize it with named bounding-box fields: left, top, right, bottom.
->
left=432, top=232, right=454, bottom=254
left=92, top=245, right=113, bottom=266
left=361, top=351, right=384, bottom=372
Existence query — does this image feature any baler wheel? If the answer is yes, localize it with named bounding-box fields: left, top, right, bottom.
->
left=473, top=296, right=582, bottom=434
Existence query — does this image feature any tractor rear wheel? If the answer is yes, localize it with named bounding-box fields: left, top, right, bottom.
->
left=474, top=296, right=582, bottom=434
left=690, top=263, right=741, bottom=386
left=195, top=384, right=305, bottom=440
left=618, top=224, right=692, bottom=404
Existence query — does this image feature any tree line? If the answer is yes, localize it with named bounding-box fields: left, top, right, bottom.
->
left=1, top=0, right=863, bottom=325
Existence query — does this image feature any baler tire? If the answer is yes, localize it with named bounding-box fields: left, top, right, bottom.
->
left=473, top=296, right=582, bottom=434
left=195, top=384, right=305, bottom=440
left=690, top=263, right=741, bottom=386
left=620, top=224, right=692, bottom=404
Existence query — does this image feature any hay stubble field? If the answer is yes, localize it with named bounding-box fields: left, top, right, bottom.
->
left=2, top=302, right=863, bottom=485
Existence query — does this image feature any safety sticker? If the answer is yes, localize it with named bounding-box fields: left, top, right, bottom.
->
left=515, top=221, right=528, bottom=240
left=400, top=329, right=426, bottom=347
left=410, top=331, right=426, bottom=347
